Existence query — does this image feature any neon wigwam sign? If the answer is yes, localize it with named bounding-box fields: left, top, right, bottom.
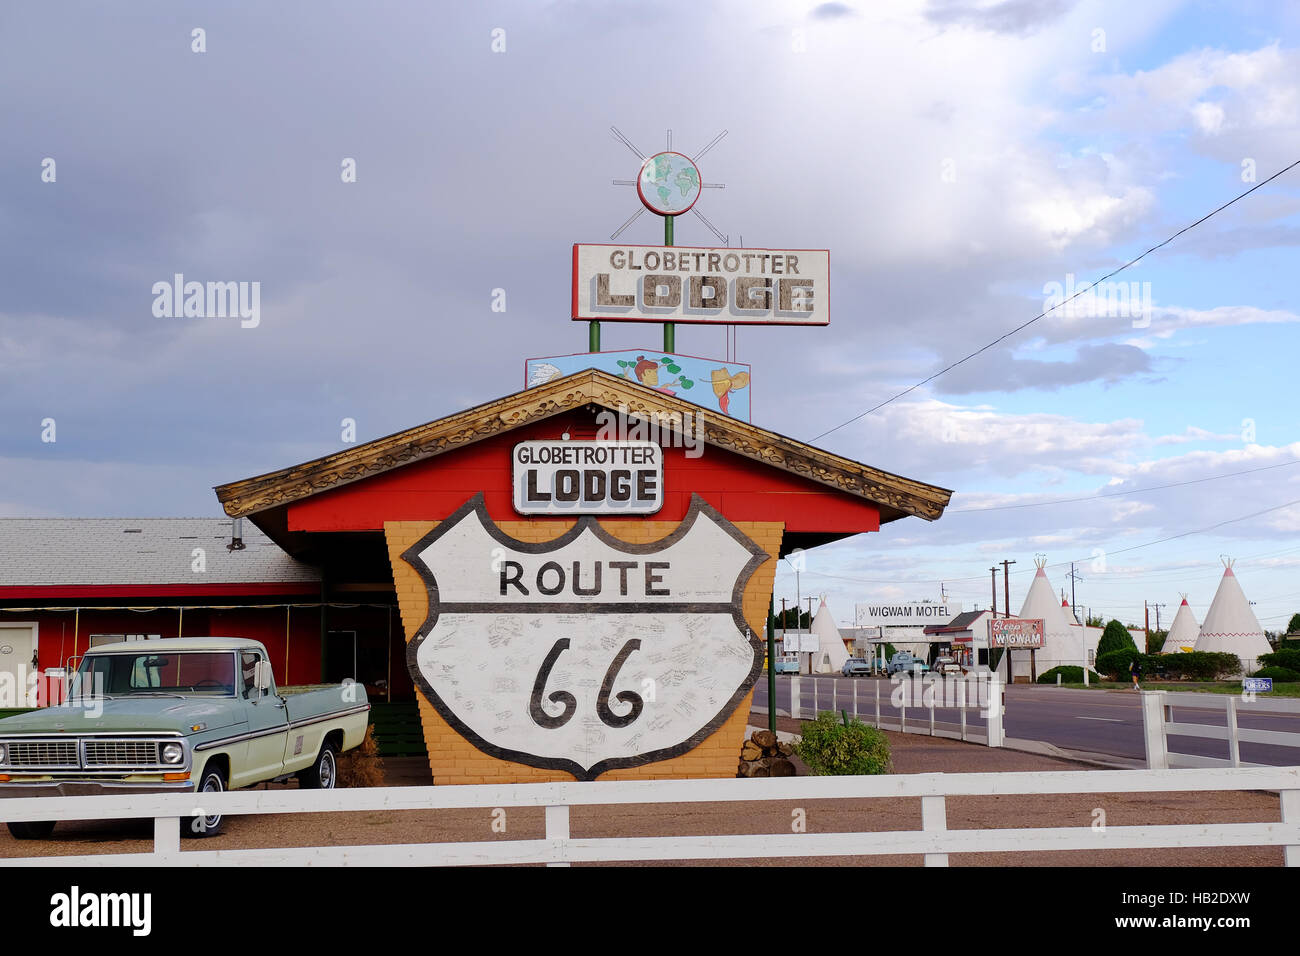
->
left=572, top=244, right=829, bottom=326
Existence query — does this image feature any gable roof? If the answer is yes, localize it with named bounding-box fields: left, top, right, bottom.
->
left=214, top=369, right=952, bottom=524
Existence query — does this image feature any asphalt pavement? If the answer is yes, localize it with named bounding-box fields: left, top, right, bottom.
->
left=752, top=673, right=1300, bottom=766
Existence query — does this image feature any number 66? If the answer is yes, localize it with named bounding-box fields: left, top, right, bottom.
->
left=529, top=638, right=644, bottom=729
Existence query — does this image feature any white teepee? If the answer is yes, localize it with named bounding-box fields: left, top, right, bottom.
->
left=1159, top=595, right=1198, bottom=654
left=1195, top=560, right=1272, bottom=674
left=811, top=597, right=850, bottom=673
left=1008, top=558, right=1088, bottom=679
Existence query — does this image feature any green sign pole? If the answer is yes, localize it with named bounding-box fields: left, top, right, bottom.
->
left=663, top=215, right=675, bottom=353
left=589, top=320, right=600, bottom=353
left=767, top=594, right=777, bottom=735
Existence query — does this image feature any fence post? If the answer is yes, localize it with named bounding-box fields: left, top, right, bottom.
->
left=154, top=816, right=180, bottom=857
left=960, top=677, right=968, bottom=742
left=928, top=679, right=936, bottom=736
left=813, top=679, right=819, bottom=717
left=1141, top=690, right=1169, bottom=770
left=790, top=676, right=800, bottom=720
left=832, top=679, right=836, bottom=714
left=545, top=804, right=570, bottom=868
left=985, top=675, right=1003, bottom=748
left=1282, top=789, right=1299, bottom=868
left=1226, top=695, right=1241, bottom=768
left=921, top=794, right=948, bottom=867
left=853, top=680, right=858, bottom=721
left=875, top=678, right=881, bottom=729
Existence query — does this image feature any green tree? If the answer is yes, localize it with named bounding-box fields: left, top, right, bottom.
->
left=1287, top=612, right=1300, bottom=635
left=1146, top=629, right=1167, bottom=655
left=1097, top=619, right=1135, bottom=658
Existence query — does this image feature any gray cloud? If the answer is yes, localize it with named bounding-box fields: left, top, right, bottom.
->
left=924, top=0, right=1077, bottom=35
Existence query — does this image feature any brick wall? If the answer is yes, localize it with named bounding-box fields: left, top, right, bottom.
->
left=385, top=516, right=782, bottom=784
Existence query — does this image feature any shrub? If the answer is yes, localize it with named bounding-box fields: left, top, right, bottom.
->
left=1251, top=666, right=1300, bottom=682
left=1159, top=651, right=1241, bottom=681
left=1258, top=649, right=1300, bottom=672
left=1097, top=620, right=1136, bottom=658
left=1037, top=666, right=1101, bottom=684
left=795, top=711, right=891, bottom=776
left=1096, top=647, right=1140, bottom=679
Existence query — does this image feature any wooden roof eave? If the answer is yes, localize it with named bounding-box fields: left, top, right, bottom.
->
left=214, top=370, right=952, bottom=524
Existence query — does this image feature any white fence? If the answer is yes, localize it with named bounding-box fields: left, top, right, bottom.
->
left=1141, top=690, right=1300, bottom=769
left=3, top=765, right=1296, bottom=866
left=773, top=674, right=1003, bottom=747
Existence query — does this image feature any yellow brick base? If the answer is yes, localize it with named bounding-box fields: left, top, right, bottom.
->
left=385, top=514, right=782, bottom=784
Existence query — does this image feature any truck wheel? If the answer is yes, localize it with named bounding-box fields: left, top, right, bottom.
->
left=7, top=821, right=55, bottom=840
left=186, top=765, right=226, bottom=838
left=298, top=742, right=338, bottom=790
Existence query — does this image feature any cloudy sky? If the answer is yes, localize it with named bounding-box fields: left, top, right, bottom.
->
left=2, top=0, right=1298, bottom=632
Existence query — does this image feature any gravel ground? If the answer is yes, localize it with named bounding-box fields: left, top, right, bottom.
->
left=0, top=710, right=1285, bottom=866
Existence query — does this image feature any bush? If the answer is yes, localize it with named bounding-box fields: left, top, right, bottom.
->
left=1251, top=666, right=1300, bottom=682
left=1097, top=620, right=1136, bottom=658
left=795, top=711, right=891, bottom=776
left=1096, top=650, right=1241, bottom=681
left=1258, top=649, right=1300, bottom=672
left=1096, top=647, right=1140, bottom=679
left=1037, top=666, right=1101, bottom=684
left=1158, top=651, right=1241, bottom=681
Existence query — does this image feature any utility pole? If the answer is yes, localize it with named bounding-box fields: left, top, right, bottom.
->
left=989, top=568, right=999, bottom=672
left=1068, top=562, right=1083, bottom=624
left=1152, top=603, right=1166, bottom=632
left=1144, top=601, right=1150, bottom=646
left=1001, top=559, right=1016, bottom=682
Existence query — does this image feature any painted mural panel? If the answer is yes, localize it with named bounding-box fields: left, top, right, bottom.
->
left=525, top=349, right=752, bottom=420
left=401, top=493, right=768, bottom=780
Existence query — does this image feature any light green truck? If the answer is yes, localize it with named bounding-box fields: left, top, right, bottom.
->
left=0, top=637, right=370, bottom=839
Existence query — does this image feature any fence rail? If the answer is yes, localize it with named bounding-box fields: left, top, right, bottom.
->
left=1140, top=690, right=1300, bottom=770
left=758, top=673, right=1004, bottom=747
left=3, top=765, right=1295, bottom=867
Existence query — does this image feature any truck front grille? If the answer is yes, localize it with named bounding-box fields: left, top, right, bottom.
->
left=84, top=740, right=161, bottom=767
left=6, top=740, right=79, bottom=769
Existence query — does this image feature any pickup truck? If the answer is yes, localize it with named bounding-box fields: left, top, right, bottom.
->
left=0, top=637, right=369, bottom=839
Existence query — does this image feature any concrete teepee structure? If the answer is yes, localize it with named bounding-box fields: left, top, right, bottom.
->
left=1008, top=558, right=1087, bottom=680
left=1194, top=560, right=1272, bottom=674
left=1159, top=595, right=1198, bottom=654
left=810, top=597, right=850, bottom=674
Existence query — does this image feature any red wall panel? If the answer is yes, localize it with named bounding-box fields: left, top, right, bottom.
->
left=287, top=416, right=879, bottom=534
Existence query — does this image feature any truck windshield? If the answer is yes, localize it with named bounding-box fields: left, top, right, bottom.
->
left=71, top=651, right=237, bottom=698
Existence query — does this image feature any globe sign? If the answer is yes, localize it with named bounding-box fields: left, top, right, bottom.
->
left=637, top=151, right=702, bottom=216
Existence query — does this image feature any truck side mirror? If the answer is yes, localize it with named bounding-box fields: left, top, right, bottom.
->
left=254, top=660, right=274, bottom=692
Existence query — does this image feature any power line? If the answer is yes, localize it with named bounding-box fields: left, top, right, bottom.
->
left=778, top=495, right=1300, bottom=589
left=948, top=459, right=1300, bottom=513
left=810, top=157, right=1300, bottom=443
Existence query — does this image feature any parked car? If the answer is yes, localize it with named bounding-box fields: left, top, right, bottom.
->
left=0, top=637, right=370, bottom=839
left=888, top=652, right=928, bottom=675
left=932, top=656, right=962, bottom=675
left=773, top=653, right=799, bottom=674
left=841, top=658, right=873, bottom=677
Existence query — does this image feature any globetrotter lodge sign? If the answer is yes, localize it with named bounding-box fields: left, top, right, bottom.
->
left=572, top=244, right=830, bottom=326
left=401, top=493, right=767, bottom=779
left=512, top=440, right=663, bottom=515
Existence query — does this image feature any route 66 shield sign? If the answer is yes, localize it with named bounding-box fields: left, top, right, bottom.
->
left=401, top=493, right=769, bottom=780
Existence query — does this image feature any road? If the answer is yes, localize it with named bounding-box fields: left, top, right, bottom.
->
left=752, top=674, right=1300, bottom=765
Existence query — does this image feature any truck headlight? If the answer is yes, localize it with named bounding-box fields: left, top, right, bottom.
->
left=0, top=743, right=7, bottom=764
left=161, top=743, right=184, bottom=765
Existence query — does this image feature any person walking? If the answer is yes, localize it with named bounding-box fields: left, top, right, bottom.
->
left=1129, top=655, right=1142, bottom=690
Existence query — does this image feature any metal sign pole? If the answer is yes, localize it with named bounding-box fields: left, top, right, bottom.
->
left=663, top=214, right=675, bottom=353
